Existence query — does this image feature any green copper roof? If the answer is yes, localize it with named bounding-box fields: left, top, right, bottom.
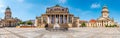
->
left=55, top=4, right=60, bottom=7
left=6, top=6, right=10, bottom=10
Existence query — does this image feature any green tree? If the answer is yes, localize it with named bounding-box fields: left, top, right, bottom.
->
left=105, top=24, right=109, bottom=27
left=26, top=21, right=33, bottom=25
left=20, top=22, right=26, bottom=24
left=113, top=24, right=117, bottom=27
left=81, top=22, right=86, bottom=27
left=105, top=24, right=117, bottom=27
left=18, top=21, right=26, bottom=26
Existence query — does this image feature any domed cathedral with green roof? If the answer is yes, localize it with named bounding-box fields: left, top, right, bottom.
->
left=0, top=6, right=20, bottom=27
left=35, top=4, right=80, bottom=28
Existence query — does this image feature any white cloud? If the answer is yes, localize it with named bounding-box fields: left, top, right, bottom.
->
left=91, top=3, right=101, bottom=8
left=58, top=0, right=66, bottom=4
left=0, top=0, right=5, bottom=13
left=17, top=0, right=24, bottom=3
left=0, top=0, right=34, bottom=20
left=9, top=0, right=24, bottom=3
left=0, top=4, right=4, bottom=8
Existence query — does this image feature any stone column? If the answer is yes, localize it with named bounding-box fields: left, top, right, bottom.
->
left=63, top=15, right=65, bottom=24
left=67, top=15, right=68, bottom=23
left=35, top=19, right=38, bottom=26
left=53, top=15, right=55, bottom=24
left=61, top=15, right=63, bottom=24
left=66, top=15, right=67, bottom=23
left=50, top=15, right=52, bottom=24
left=72, top=16, right=74, bottom=23
left=55, top=15, right=56, bottom=24
left=41, top=17, right=43, bottom=24
left=59, top=15, right=60, bottom=24
left=47, top=16, right=49, bottom=24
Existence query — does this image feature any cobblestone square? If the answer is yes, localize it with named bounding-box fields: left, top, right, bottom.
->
left=0, top=28, right=120, bottom=38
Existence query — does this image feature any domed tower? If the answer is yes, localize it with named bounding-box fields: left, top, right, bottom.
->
left=4, top=6, right=12, bottom=19
left=102, top=5, right=109, bottom=18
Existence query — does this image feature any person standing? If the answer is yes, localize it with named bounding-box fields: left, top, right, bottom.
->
left=45, top=23, right=48, bottom=30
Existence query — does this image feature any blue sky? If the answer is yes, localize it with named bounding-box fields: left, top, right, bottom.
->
left=0, top=0, right=120, bottom=24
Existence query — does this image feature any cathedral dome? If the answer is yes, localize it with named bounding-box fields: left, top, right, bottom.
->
left=6, top=6, right=11, bottom=10
left=102, top=8, right=108, bottom=11
left=102, top=5, right=109, bottom=12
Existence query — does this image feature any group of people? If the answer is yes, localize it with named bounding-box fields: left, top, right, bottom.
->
left=45, top=23, right=60, bottom=30
left=45, top=23, right=68, bottom=31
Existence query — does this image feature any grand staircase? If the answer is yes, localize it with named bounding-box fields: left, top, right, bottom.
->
left=48, top=24, right=69, bottom=28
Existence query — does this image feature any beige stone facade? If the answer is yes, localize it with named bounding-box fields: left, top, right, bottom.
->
left=36, top=5, right=79, bottom=28
left=0, top=7, right=20, bottom=27
left=87, top=6, right=117, bottom=27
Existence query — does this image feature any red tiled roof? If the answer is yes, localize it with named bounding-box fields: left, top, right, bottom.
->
left=89, top=19, right=96, bottom=23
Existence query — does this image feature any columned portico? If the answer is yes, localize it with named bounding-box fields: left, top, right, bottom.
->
left=36, top=5, right=78, bottom=28
left=46, top=14, right=72, bottom=24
